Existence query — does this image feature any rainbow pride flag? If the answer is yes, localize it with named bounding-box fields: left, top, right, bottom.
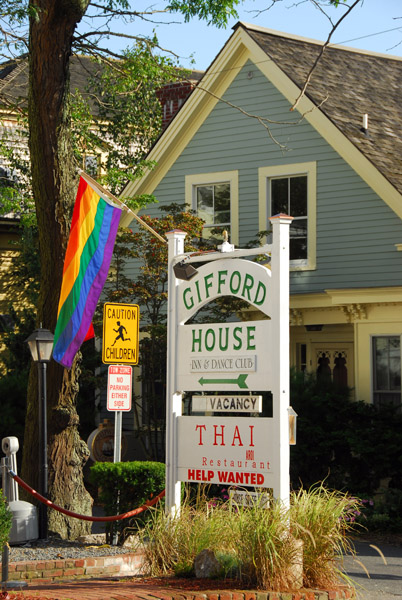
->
left=53, top=176, right=122, bottom=368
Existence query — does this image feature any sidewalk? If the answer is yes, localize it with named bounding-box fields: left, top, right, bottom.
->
left=343, top=539, right=402, bottom=600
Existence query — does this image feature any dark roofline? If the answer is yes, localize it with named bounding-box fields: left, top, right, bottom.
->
left=235, top=20, right=402, bottom=63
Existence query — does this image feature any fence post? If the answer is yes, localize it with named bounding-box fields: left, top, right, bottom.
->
left=1, top=456, right=9, bottom=590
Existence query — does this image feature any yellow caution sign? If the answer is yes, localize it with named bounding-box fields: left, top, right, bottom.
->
left=102, top=302, right=139, bottom=365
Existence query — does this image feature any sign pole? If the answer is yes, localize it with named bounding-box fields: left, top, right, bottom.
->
left=111, top=409, right=122, bottom=545
left=165, top=230, right=187, bottom=517
left=113, top=411, right=122, bottom=463
left=270, top=214, right=293, bottom=508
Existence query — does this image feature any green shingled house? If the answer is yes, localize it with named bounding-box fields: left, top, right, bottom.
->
left=124, top=22, right=402, bottom=407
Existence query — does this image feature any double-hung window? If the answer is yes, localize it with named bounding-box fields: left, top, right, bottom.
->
left=258, top=162, right=316, bottom=269
left=185, top=171, right=239, bottom=244
left=372, top=336, right=401, bottom=408
left=195, top=182, right=230, bottom=234
left=271, top=175, right=307, bottom=261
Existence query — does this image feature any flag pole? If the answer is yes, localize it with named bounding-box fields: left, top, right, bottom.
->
left=78, top=170, right=167, bottom=244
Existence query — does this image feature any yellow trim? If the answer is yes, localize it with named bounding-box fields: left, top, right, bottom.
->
left=290, top=293, right=332, bottom=310
left=185, top=171, right=239, bottom=245
left=289, top=287, right=402, bottom=310
left=123, top=26, right=402, bottom=222
left=258, top=162, right=316, bottom=271
left=325, top=287, right=402, bottom=305
left=355, top=322, right=402, bottom=402
left=289, top=289, right=402, bottom=403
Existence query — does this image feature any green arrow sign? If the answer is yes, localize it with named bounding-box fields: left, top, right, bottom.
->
left=198, top=374, right=249, bottom=389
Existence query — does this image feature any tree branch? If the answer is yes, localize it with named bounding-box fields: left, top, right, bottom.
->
left=291, top=0, right=361, bottom=111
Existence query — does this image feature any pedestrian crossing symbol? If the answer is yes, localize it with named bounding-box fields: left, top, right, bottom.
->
left=102, top=302, right=139, bottom=365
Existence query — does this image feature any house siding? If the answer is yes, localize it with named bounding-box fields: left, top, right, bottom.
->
left=135, top=60, right=402, bottom=296
left=0, top=223, right=20, bottom=314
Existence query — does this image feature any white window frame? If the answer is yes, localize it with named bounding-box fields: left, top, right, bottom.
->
left=258, top=162, right=316, bottom=270
left=371, top=334, right=401, bottom=407
left=83, top=153, right=100, bottom=177
left=185, top=171, right=239, bottom=246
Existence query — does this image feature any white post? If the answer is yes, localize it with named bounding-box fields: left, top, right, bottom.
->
left=270, top=214, right=293, bottom=508
left=165, top=230, right=187, bottom=516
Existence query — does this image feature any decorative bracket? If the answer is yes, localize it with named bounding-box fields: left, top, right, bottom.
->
left=290, top=309, right=303, bottom=326
left=342, top=303, right=367, bottom=322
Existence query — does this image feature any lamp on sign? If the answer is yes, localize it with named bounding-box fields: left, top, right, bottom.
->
left=173, top=260, right=198, bottom=281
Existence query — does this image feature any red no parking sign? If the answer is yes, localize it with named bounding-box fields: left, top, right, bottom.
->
left=107, top=365, right=132, bottom=412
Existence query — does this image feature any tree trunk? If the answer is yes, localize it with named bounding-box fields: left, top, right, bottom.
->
left=21, top=0, right=93, bottom=539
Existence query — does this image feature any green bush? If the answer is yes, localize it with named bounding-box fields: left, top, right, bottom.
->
left=0, top=490, right=12, bottom=548
left=89, top=460, right=165, bottom=542
left=290, top=370, right=402, bottom=496
left=357, top=489, right=402, bottom=533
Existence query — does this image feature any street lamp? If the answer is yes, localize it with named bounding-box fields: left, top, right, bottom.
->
left=25, top=325, right=54, bottom=540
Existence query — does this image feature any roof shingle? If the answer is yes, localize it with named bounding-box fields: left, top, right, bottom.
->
left=242, top=23, right=402, bottom=196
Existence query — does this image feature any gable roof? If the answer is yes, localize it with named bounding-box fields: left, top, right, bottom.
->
left=0, top=56, right=105, bottom=115
left=244, top=23, right=402, bottom=198
left=0, top=55, right=203, bottom=120
left=124, top=22, right=402, bottom=218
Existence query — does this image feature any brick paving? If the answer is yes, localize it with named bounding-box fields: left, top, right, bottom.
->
left=6, top=578, right=355, bottom=600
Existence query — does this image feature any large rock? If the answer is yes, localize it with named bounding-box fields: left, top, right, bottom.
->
left=194, top=548, right=221, bottom=578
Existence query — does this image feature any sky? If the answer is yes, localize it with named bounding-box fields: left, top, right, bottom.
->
left=80, top=0, right=402, bottom=70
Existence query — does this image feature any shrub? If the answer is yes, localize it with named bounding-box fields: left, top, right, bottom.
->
left=0, top=490, right=12, bottom=549
left=290, top=370, right=402, bottom=497
left=357, top=489, right=402, bottom=533
left=89, top=460, right=165, bottom=542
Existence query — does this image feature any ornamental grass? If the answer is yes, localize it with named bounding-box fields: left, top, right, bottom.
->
left=289, top=484, right=361, bottom=588
left=138, top=485, right=360, bottom=591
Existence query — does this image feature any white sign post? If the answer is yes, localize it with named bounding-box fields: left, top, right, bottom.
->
left=107, top=365, right=132, bottom=462
left=165, top=231, right=187, bottom=515
left=165, top=215, right=292, bottom=515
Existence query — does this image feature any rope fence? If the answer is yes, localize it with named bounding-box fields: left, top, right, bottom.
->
left=8, top=469, right=165, bottom=522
